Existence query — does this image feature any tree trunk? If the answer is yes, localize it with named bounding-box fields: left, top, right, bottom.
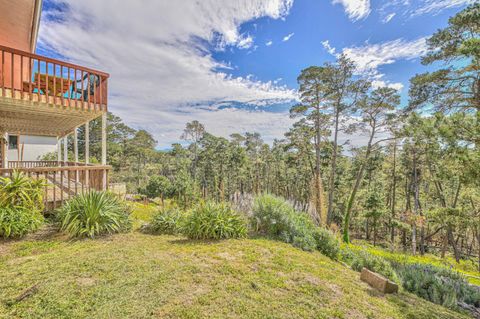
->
left=343, top=127, right=375, bottom=243
left=314, top=111, right=326, bottom=225
left=390, top=141, right=397, bottom=243
left=327, top=111, right=340, bottom=225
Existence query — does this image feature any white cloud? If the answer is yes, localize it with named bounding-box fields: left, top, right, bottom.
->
left=371, top=80, right=404, bottom=91
left=265, top=40, right=273, bottom=46
left=341, top=37, right=428, bottom=74
left=39, top=0, right=297, bottom=147
left=323, top=37, right=427, bottom=92
left=282, top=32, right=295, bottom=41
left=382, top=13, right=396, bottom=23
left=332, top=0, right=371, bottom=21
left=321, top=40, right=336, bottom=55
left=237, top=34, right=254, bottom=49
left=414, top=0, right=475, bottom=16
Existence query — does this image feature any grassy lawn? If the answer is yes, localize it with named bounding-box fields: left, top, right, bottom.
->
left=0, top=228, right=471, bottom=319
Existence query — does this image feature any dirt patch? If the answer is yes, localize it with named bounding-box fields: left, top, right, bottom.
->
left=76, top=277, right=97, bottom=287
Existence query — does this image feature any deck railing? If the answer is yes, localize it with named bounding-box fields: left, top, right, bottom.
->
left=0, top=162, right=110, bottom=210
left=0, top=44, right=108, bottom=111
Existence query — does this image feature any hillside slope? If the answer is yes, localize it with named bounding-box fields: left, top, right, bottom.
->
left=0, top=232, right=470, bottom=319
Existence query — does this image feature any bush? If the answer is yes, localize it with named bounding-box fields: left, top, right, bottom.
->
left=251, top=194, right=317, bottom=251
left=0, top=171, right=45, bottom=211
left=314, top=228, right=340, bottom=260
left=58, top=191, right=131, bottom=238
left=0, top=172, right=45, bottom=238
left=398, top=264, right=480, bottom=310
left=341, top=247, right=399, bottom=283
left=182, top=201, right=247, bottom=240
left=0, top=206, right=44, bottom=238
left=146, top=206, right=183, bottom=235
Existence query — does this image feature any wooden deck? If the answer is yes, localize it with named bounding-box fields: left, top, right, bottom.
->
left=0, top=44, right=108, bottom=137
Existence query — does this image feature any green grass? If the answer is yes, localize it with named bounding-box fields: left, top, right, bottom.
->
left=0, top=233, right=470, bottom=318
left=348, top=241, right=480, bottom=286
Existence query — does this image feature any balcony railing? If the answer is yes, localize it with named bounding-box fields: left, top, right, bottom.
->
left=0, top=44, right=109, bottom=112
left=0, top=161, right=110, bottom=211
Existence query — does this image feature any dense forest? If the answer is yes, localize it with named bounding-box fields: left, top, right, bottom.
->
left=64, top=4, right=479, bottom=269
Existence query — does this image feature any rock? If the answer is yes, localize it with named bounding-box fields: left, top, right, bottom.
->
left=360, top=267, right=398, bottom=294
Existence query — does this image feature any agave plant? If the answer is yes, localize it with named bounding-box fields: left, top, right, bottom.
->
left=58, top=191, right=131, bottom=238
left=182, top=201, right=247, bottom=240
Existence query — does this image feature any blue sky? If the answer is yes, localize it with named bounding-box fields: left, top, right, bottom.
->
left=38, top=0, right=474, bottom=148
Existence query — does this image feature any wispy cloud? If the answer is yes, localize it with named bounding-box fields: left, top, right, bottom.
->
left=332, top=0, right=371, bottom=21
left=237, top=35, right=254, bottom=49
left=342, top=37, right=428, bottom=73
left=380, top=0, right=473, bottom=21
left=321, top=40, right=336, bottom=55
left=382, top=13, right=396, bottom=23
left=323, top=37, right=427, bottom=91
left=282, top=32, right=295, bottom=42
left=39, top=0, right=297, bottom=147
left=265, top=40, right=273, bottom=46
left=414, top=0, right=475, bottom=16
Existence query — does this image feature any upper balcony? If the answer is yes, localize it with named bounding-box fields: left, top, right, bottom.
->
left=0, top=44, right=109, bottom=137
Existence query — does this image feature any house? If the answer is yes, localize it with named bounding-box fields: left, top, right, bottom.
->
left=0, top=0, right=110, bottom=209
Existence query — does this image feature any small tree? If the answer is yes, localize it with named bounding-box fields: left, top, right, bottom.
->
left=141, top=175, right=172, bottom=204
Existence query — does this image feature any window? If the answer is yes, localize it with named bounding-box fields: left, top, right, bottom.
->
left=8, top=135, right=18, bottom=150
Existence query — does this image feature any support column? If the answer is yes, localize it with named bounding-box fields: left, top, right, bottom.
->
left=57, top=137, right=61, bottom=165
left=85, top=121, right=90, bottom=190
left=63, top=135, right=68, bottom=163
left=74, top=128, right=79, bottom=163
left=0, top=134, right=7, bottom=169
left=101, top=113, right=107, bottom=190
left=85, top=122, right=90, bottom=165
left=74, top=128, right=79, bottom=183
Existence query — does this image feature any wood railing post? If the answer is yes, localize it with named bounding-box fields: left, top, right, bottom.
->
left=101, top=113, right=107, bottom=190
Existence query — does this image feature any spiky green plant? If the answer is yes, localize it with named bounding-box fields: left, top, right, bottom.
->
left=0, top=171, right=45, bottom=211
left=182, top=201, right=247, bottom=240
left=0, top=172, right=45, bottom=238
left=145, top=206, right=183, bottom=235
left=58, top=191, right=131, bottom=238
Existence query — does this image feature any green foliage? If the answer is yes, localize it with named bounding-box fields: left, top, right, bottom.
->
left=58, top=191, right=131, bottom=238
left=313, top=228, right=340, bottom=260
left=340, top=247, right=399, bottom=283
left=182, top=201, right=247, bottom=240
left=0, top=171, right=45, bottom=211
left=140, top=175, right=172, bottom=200
left=146, top=206, right=183, bottom=235
left=397, top=264, right=480, bottom=310
left=0, top=172, right=45, bottom=238
left=0, top=206, right=44, bottom=238
left=251, top=194, right=317, bottom=251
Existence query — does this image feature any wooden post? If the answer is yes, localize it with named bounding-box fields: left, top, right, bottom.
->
left=0, top=134, right=7, bottom=169
left=63, top=135, right=68, bottom=163
left=57, top=137, right=61, bottom=165
left=85, top=121, right=90, bottom=190
left=74, top=128, right=79, bottom=163
left=101, top=113, right=107, bottom=190
left=74, top=128, right=79, bottom=183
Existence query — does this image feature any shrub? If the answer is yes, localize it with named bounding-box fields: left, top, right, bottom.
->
left=146, top=206, right=183, bottom=235
left=0, top=171, right=45, bottom=211
left=182, top=201, right=247, bottom=240
left=398, top=264, right=480, bottom=310
left=58, top=191, right=131, bottom=238
left=0, top=206, right=44, bottom=238
left=251, top=194, right=317, bottom=251
left=314, top=228, right=340, bottom=260
left=0, top=172, right=46, bottom=238
left=341, top=247, right=399, bottom=283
